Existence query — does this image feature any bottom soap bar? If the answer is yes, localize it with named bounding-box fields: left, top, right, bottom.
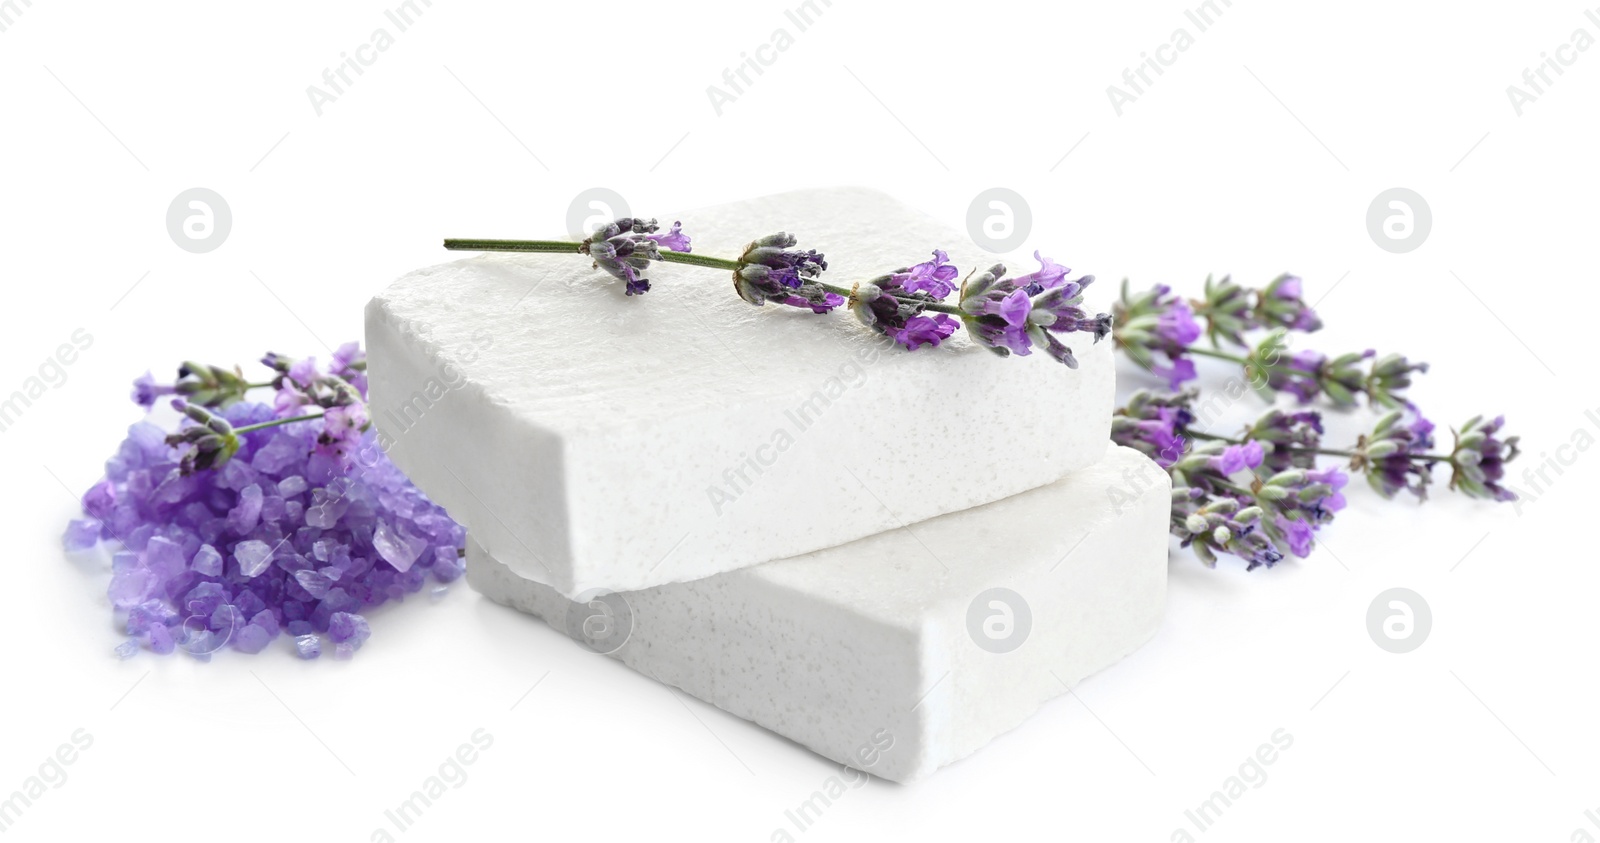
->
left=467, top=445, right=1169, bottom=782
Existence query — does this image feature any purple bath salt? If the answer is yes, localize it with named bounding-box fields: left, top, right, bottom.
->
left=66, top=343, right=465, bottom=660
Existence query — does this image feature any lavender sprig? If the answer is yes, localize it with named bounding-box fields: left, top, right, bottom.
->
left=1115, top=390, right=1521, bottom=570
left=1115, top=275, right=1421, bottom=407
left=1181, top=331, right=1429, bottom=409
left=1190, top=273, right=1322, bottom=346
left=444, top=221, right=1112, bottom=365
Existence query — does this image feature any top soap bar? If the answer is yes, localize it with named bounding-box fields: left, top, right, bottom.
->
left=366, top=187, right=1112, bottom=598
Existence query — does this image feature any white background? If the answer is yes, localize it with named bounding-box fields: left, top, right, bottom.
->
left=2, top=1, right=1596, bottom=840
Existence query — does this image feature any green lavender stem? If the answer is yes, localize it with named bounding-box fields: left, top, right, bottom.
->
left=1185, top=345, right=1318, bottom=378
left=442, top=239, right=583, bottom=254
left=442, top=238, right=969, bottom=315
left=234, top=413, right=324, bottom=435
left=1187, top=431, right=1453, bottom=462
left=658, top=252, right=740, bottom=270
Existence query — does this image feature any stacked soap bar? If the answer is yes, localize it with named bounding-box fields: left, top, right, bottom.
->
left=366, top=187, right=1113, bottom=599
left=468, top=445, right=1168, bottom=782
left=366, top=188, right=1167, bottom=781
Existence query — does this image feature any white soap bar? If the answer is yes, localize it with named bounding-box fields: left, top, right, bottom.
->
left=467, top=445, right=1168, bottom=782
left=369, top=187, right=1113, bottom=598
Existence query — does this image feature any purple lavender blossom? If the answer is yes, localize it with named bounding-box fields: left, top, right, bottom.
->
left=1267, top=349, right=1333, bottom=403
left=1113, top=282, right=1200, bottom=387
left=314, top=403, right=369, bottom=467
left=644, top=220, right=692, bottom=253
left=895, top=314, right=959, bottom=350
left=1248, top=409, right=1324, bottom=473
left=1275, top=516, right=1316, bottom=558
left=1309, top=467, right=1349, bottom=513
left=1365, top=408, right=1437, bottom=499
left=958, top=260, right=1111, bottom=365
left=1210, top=441, right=1265, bottom=475
left=1111, top=390, right=1195, bottom=468
left=734, top=232, right=834, bottom=312
left=582, top=217, right=685, bottom=296
left=1014, top=251, right=1071, bottom=296
left=1150, top=358, right=1197, bottom=391
left=1156, top=292, right=1202, bottom=347
left=850, top=277, right=955, bottom=349
left=1257, top=273, right=1323, bottom=333
left=893, top=250, right=960, bottom=299
left=131, top=372, right=176, bottom=410
left=1171, top=490, right=1283, bottom=570
left=1449, top=415, right=1521, bottom=501
left=329, top=342, right=367, bottom=396
left=781, top=292, right=845, bottom=314
left=287, top=357, right=318, bottom=389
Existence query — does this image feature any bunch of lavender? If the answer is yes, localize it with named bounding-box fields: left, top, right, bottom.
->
left=63, top=343, right=466, bottom=659
left=1113, top=273, right=1427, bottom=408
left=444, top=222, right=1112, bottom=365
left=1114, top=390, right=1520, bottom=569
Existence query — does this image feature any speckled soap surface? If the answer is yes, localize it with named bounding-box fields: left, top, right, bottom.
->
left=368, top=187, right=1114, bottom=599
left=468, top=445, right=1168, bottom=782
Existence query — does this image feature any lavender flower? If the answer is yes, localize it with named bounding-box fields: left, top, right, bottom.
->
left=645, top=220, right=692, bottom=253
left=846, top=249, right=970, bottom=350
left=1013, top=251, right=1071, bottom=296
left=849, top=273, right=952, bottom=350
left=581, top=217, right=691, bottom=296
left=1209, top=441, right=1265, bottom=475
left=131, top=372, right=177, bottom=410
left=1194, top=274, right=1257, bottom=347
left=895, top=314, right=960, bottom=350
left=329, top=342, right=367, bottom=396
left=1263, top=345, right=1428, bottom=409
left=1111, top=389, right=1195, bottom=468
left=1171, top=492, right=1283, bottom=570
left=1263, top=466, right=1349, bottom=525
left=139, top=362, right=257, bottom=410
left=1256, top=274, right=1323, bottom=333
left=1367, top=353, right=1431, bottom=409
left=1449, top=415, right=1521, bottom=501
left=1252, top=466, right=1348, bottom=558
left=1265, top=349, right=1341, bottom=403
left=1113, top=281, right=1200, bottom=387
left=734, top=232, right=836, bottom=312
left=167, top=399, right=241, bottom=474
left=1245, top=408, right=1324, bottom=473
left=314, top=403, right=369, bottom=466
left=958, top=259, right=1111, bottom=366
left=1358, top=408, right=1437, bottom=499
left=893, top=249, right=961, bottom=299
left=1273, top=515, right=1317, bottom=558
